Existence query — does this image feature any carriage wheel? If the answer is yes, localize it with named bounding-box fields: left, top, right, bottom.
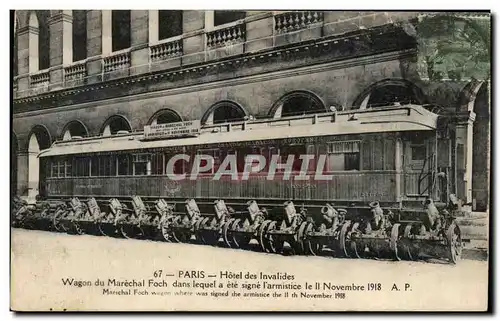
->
left=171, top=228, right=191, bottom=243
left=160, top=217, right=175, bottom=242
left=52, top=210, right=67, bottom=233
left=403, top=223, right=418, bottom=261
left=201, top=218, right=220, bottom=246
left=192, top=217, right=206, bottom=244
left=338, top=222, right=352, bottom=258
left=97, top=222, right=114, bottom=237
left=390, top=223, right=402, bottom=261
left=296, top=221, right=308, bottom=255
left=258, top=220, right=272, bottom=253
left=305, top=222, right=322, bottom=256
left=266, top=221, right=284, bottom=254
left=120, top=225, right=144, bottom=240
left=447, top=222, right=462, bottom=264
left=73, top=221, right=85, bottom=235
left=222, top=218, right=236, bottom=248
left=232, top=219, right=252, bottom=249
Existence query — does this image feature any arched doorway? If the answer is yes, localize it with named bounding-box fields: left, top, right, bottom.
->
left=353, top=79, right=427, bottom=109
left=100, top=115, right=132, bottom=136
left=27, top=125, right=51, bottom=200
left=148, top=109, right=182, bottom=125
left=270, top=91, right=326, bottom=118
left=61, top=120, right=89, bottom=140
left=202, top=101, right=247, bottom=125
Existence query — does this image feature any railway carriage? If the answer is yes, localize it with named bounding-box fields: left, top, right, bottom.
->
left=15, top=104, right=463, bottom=263
left=39, top=105, right=445, bottom=208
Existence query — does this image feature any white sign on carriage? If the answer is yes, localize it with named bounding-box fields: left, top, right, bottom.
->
left=143, top=120, right=201, bottom=140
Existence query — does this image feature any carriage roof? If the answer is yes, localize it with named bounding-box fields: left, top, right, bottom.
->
left=39, top=105, right=439, bottom=158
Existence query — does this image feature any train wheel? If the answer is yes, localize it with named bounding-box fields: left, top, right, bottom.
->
left=222, top=218, right=235, bottom=248
left=258, top=220, right=272, bottom=253
left=390, top=223, right=402, bottom=261
left=305, top=222, right=322, bottom=256
left=267, top=221, right=284, bottom=254
left=338, top=222, right=352, bottom=258
left=403, top=223, right=418, bottom=261
left=447, top=222, right=462, bottom=264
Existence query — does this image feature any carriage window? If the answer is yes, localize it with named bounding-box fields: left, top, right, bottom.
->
left=151, top=153, right=164, bottom=175
left=90, top=156, right=99, bottom=176
left=50, top=158, right=71, bottom=177
left=117, top=154, right=131, bottom=176
left=72, top=157, right=90, bottom=177
left=279, top=145, right=306, bottom=172
left=327, top=141, right=360, bottom=171
left=133, top=153, right=150, bottom=176
left=237, top=146, right=261, bottom=172
left=198, top=149, right=220, bottom=174
left=411, top=145, right=426, bottom=161
left=99, top=155, right=116, bottom=176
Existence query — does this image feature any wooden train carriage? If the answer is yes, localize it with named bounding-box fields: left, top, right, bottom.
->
left=38, top=105, right=446, bottom=208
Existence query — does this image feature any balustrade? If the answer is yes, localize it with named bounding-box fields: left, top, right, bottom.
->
left=64, top=61, right=87, bottom=84
left=103, top=51, right=131, bottom=73
left=150, top=39, right=183, bottom=62
left=29, top=70, right=50, bottom=88
left=206, top=23, right=246, bottom=48
left=274, top=11, right=324, bottom=34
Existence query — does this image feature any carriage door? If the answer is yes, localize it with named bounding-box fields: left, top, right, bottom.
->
left=403, top=134, right=429, bottom=198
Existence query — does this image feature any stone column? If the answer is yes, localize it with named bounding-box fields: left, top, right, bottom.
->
left=16, top=152, right=29, bottom=197
left=454, top=111, right=476, bottom=206
left=86, top=10, right=103, bottom=84
left=148, top=10, right=159, bottom=44
left=130, top=10, right=149, bottom=75
left=48, top=10, right=73, bottom=90
left=182, top=10, right=206, bottom=65
left=101, top=10, right=112, bottom=56
left=245, top=12, right=273, bottom=52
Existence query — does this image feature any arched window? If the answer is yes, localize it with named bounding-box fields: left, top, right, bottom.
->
left=37, top=11, right=50, bottom=70
left=101, top=115, right=132, bottom=136
left=214, top=11, right=245, bottom=26
left=61, top=120, right=89, bottom=140
left=158, top=10, right=183, bottom=40
left=270, top=91, right=326, bottom=118
left=148, top=109, right=182, bottom=125
left=72, top=10, right=87, bottom=62
left=202, top=101, right=247, bottom=125
left=353, top=79, right=426, bottom=109
left=112, top=10, right=131, bottom=52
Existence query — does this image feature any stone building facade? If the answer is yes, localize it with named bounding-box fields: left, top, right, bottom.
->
left=11, top=10, right=491, bottom=210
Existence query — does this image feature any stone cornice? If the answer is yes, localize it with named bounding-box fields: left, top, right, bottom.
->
left=13, top=23, right=417, bottom=112
left=14, top=49, right=415, bottom=119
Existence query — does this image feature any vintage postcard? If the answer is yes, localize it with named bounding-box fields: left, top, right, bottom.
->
left=10, top=9, right=491, bottom=312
